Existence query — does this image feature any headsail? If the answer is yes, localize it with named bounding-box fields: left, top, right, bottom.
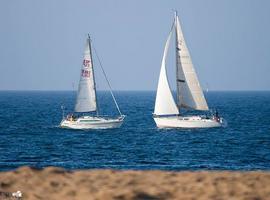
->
left=74, top=36, right=97, bottom=112
left=154, top=24, right=179, bottom=116
left=175, top=13, right=209, bottom=111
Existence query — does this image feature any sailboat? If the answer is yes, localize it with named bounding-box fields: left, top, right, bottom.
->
left=60, top=35, right=125, bottom=129
left=153, top=12, right=225, bottom=128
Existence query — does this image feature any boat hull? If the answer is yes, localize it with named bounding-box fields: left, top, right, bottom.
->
left=153, top=116, right=224, bottom=128
left=60, top=116, right=124, bottom=130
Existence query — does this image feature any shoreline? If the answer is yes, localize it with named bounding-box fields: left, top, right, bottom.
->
left=0, top=166, right=269, bottom=200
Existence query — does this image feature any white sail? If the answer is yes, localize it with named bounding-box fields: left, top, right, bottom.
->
left=74, top=37, right=97, bottom=112
left=175, top=14, right=209, bottom=111
left=154, top=26, right=179, bottom=116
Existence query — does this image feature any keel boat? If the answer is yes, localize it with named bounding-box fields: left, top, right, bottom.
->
left=60, top=35, right=125, bottom=129
left=153, top=12, right=225, bottom=128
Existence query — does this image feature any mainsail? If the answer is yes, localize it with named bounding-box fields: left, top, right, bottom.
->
left=74, top=37, right=97, bottom=112
left=154, top=25, right=179, bottom=116
left=175, top=13, right=209, bottom=111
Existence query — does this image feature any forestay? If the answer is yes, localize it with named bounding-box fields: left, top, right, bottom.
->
left=175, top=14, right=209, bottom=111
left=154, top=25, right=179, bottom=116
left=75, top=37, right=97, bottom=112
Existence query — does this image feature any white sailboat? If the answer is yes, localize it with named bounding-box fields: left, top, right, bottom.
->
left=153, top=12, right=225, bottom=128
left=60, top=35, right=125, bottom=129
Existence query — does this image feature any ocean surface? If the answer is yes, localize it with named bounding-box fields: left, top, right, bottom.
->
left=0, top=91, right=269, bottom=171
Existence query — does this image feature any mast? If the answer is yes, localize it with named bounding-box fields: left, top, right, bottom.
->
left=174, top=12, right=209, bottom=111
left=174, top=11, right=180, bottom=111
left=88, top=34, right=99, bottom=116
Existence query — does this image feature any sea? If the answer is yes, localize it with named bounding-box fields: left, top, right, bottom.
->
left=0, top=91, right=269, bottom=171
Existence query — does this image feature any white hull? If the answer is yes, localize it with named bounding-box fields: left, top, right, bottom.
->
left=154, top=115, right=224, bottom=128
left=60, top=115, right=124, bottom=130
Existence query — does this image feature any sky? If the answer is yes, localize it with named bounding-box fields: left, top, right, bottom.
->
left=0, top=0, right=269, bottom=91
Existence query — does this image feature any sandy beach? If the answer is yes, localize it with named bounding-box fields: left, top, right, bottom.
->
left=0, top=166, right=269, bottom=200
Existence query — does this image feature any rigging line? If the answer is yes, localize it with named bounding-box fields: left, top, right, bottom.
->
left=91, top=42, right=123, bottom=116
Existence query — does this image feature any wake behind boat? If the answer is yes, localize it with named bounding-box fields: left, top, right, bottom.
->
left=60, top=35, right=125, bottom=129
left=153, top=12, right=225, bottom=128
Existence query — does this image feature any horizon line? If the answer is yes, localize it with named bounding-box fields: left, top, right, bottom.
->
left=0, top=89, right=269, bottom=92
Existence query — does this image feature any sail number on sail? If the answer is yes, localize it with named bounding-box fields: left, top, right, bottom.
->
left=83, top=59, right=90, bottom=67
left=81, top=69, right=90, bottom=77
left=81, top=59, right=91, bottom=77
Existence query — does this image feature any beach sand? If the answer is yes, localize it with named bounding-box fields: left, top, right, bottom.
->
left=0, top=166, right=269, bottom=200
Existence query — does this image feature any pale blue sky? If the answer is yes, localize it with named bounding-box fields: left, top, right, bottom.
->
left=0, top=0, right=269, bottom=91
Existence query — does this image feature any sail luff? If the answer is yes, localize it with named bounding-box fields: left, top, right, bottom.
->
left=154, top=23, right=179, bottom=116
left=74, top=37, right=97, bottom=113
left=175, top=14, right=209, bottom=111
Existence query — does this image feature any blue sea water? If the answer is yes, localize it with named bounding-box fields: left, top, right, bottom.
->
left=0, top=91, right=269, bottom=171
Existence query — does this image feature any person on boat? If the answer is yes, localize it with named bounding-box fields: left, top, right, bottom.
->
left=66, top=114, right=74, bottom=121
left=71, top=114, right=76, bottom=121
left=215, top=110, right=219, bottom=118
left=214, top=110, right=220, bottom=122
